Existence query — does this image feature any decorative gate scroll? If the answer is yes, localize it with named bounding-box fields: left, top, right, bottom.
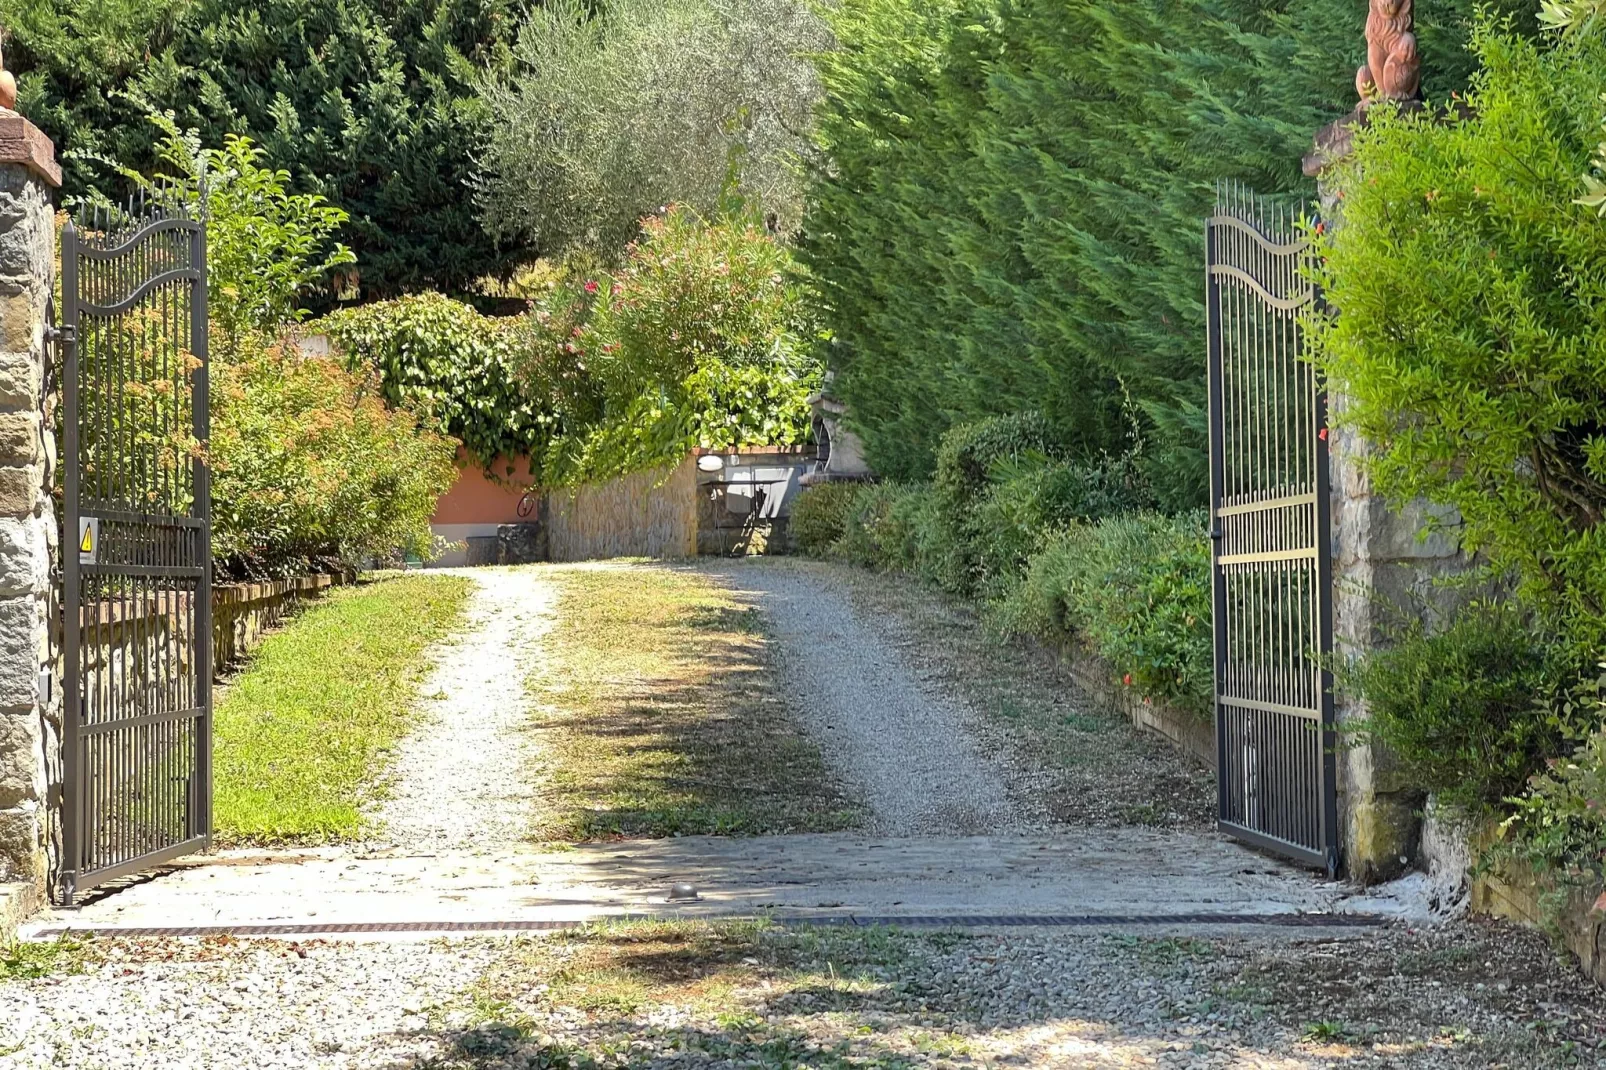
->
left=1205, top=185, right=1339, bottom=875
left=58, top=201, right=211, bottom=901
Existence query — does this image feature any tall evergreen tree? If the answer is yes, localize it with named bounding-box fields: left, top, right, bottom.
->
left=7, top=0, right=524, bottom=299
left=801, top=0, right=1532, bottom=505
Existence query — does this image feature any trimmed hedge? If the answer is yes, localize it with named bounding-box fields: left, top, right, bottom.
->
left=794, top=415, right=1206, bottom=715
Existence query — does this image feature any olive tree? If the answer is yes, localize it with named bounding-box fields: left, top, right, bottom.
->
left=475, top=0, right=829, bottom=260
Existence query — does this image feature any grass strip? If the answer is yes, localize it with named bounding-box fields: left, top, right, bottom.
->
left=528, top=563, right=859, bottom=840
left=214, top=573, right=472, bottom=844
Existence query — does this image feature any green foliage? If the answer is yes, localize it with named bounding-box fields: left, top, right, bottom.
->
left=1503, top=677, right=1606, bottom=887
left=476, top=0, right=828, bottom=261
left=801, top=0, right=1530, bottom=504
left=106, top=113, right=352, bottom=353
left=542, top=207, right=821, bottom=486
left=925, top=413, right=1066, bottom=594
left=1309, top=24, right=1606, bottom=661
left=971, top=451, right=1152, bottom=599
left=319, top=293, right=554, bottom=472
left=793, top=414, right=1194, bottom=708
left=1344, top=602, right=1579, bottom=810
left=789, top=482, right=864, bottom=556
left=214, top=574, right=472, bottom=843
left=1000, top=513, right=1213, bottom=715
left=834, top=482, right=931, bottom=575
left=10, top=0, right=523, bottom=297
left=209, top=335, right=458, bottom=578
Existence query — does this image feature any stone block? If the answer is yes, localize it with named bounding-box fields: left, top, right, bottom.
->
left=0, top=291, right=37, bottom=354
left=0, top=348, right=39, bottom=409
left=0, top=411, right=37, bottom=465
left=0, top=464, right=38, bottom=517
left=0, top=802, right=41, bottom=884
left=0, top=595, right=41, bottom=708
left=1341, top=792, right=1420, bottom=885
left=0, top=706, right=40, bottom=809
left=0, top=515, right=45, bottom=597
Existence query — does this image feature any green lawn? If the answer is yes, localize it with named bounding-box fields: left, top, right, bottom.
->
left=213, top=573, right=472, bottom=844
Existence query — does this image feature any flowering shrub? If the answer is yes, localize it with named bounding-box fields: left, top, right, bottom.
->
left=209, top=334, right=457, bottom=578
left=541, top=207, right=821, bottom=485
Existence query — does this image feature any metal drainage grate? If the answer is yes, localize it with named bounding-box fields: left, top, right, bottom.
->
left=29, top=912, right=1386, bottom=940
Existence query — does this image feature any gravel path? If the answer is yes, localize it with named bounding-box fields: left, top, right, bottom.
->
left=705, top=560, right=1040, bottom=836
left=4, top=918, right=1598, bottom=1069
left=368, top=567, right=556, bottom=852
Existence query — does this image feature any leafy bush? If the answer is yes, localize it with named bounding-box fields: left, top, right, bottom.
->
left=209, top=336, right=457, bottom=578
left=11, top=0, right=524, bottom=297
left=790, top=482, right=864, bottom=556
left=1310, top=24, right=1606, bottom=662
left=834, top=483, right=931, bottom=573
left=971, top=452, right=1153, bottom=599
left=542, top=207, right=821, bottom=485
left=801, top=0, right=1530, bottom=503
left=108, top=114, right=353, bottom=356
left=998, top=513, right=1213, bottom=715
left=924, top=413, right=1065, bottom=594
left=319, top=293, right=555, bottom=473
left=1504, top=691, right=1606, bottom=887
left=476, top=0, right=828, bottom=261
left=1344, top=602, right=1578, bottom=811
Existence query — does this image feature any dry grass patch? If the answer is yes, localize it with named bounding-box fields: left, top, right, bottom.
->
left=428, top=919, right=1603, bottom=1070
left=527, top=562, right=860, bottom=840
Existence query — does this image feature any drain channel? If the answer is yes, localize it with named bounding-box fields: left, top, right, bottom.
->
left=30, top=912, right=1386, bottom=939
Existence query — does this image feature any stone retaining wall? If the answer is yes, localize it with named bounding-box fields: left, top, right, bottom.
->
left=1065, top=649, right=1215, bottom=768
left=212, top=574, right=349, bottom=671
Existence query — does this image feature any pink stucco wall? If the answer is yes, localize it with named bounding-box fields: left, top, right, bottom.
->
left=431, top=451, right=534, bottom=526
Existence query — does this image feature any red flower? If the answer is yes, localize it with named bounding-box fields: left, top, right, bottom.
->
left=584, top=280, right=599, bottom=294
left=1318, top=427, right=1329, bottom=442
left=1122, top=673, right=1133, bottom=687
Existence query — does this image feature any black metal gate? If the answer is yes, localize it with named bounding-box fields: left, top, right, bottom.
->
left=59, top=202, right=211, bottom=901
left=1205, top=185, right=1338, bottom=875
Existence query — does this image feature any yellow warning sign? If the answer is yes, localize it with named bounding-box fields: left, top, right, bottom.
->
left=77, top=516, right=98, bottom=564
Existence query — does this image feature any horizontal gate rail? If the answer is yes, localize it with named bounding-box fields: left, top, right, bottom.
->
left=1205, top=183, right=1339, bottom=876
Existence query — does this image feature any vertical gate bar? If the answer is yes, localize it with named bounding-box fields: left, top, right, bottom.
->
left=191, top=221, right=213, bottom=845
left=60, top=222, right=81, bottom=902
left=1313, top=293, right=1340, bottom=876
left=1206, top=208, right=1230, bottom=830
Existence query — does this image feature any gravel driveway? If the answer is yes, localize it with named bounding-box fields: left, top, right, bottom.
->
left=4, top=918, right=1600, bottom=1069
left=368, top=567, right=557, bottom=852
left=702, top=560, right=1038, bottom=835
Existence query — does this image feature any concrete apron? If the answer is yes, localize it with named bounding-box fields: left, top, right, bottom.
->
left=23, top=829, right=1417, bottom=942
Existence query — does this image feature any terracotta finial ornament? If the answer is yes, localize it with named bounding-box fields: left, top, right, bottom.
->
left=1356, top=0, right=1420, bottom=105
left=0, top=38, right=16, bottom=112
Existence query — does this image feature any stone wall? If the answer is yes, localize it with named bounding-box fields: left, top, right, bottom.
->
left=1065, top=649, right=1215, bottom=769
left=0, top=113, right=61, bottom=899
left=213, top=574, right=350, bottom=671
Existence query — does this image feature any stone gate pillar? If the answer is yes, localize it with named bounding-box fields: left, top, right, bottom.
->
left=0, top=92, right=62, bottom=912
left=1302, top=4, right=1478, bottom=882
